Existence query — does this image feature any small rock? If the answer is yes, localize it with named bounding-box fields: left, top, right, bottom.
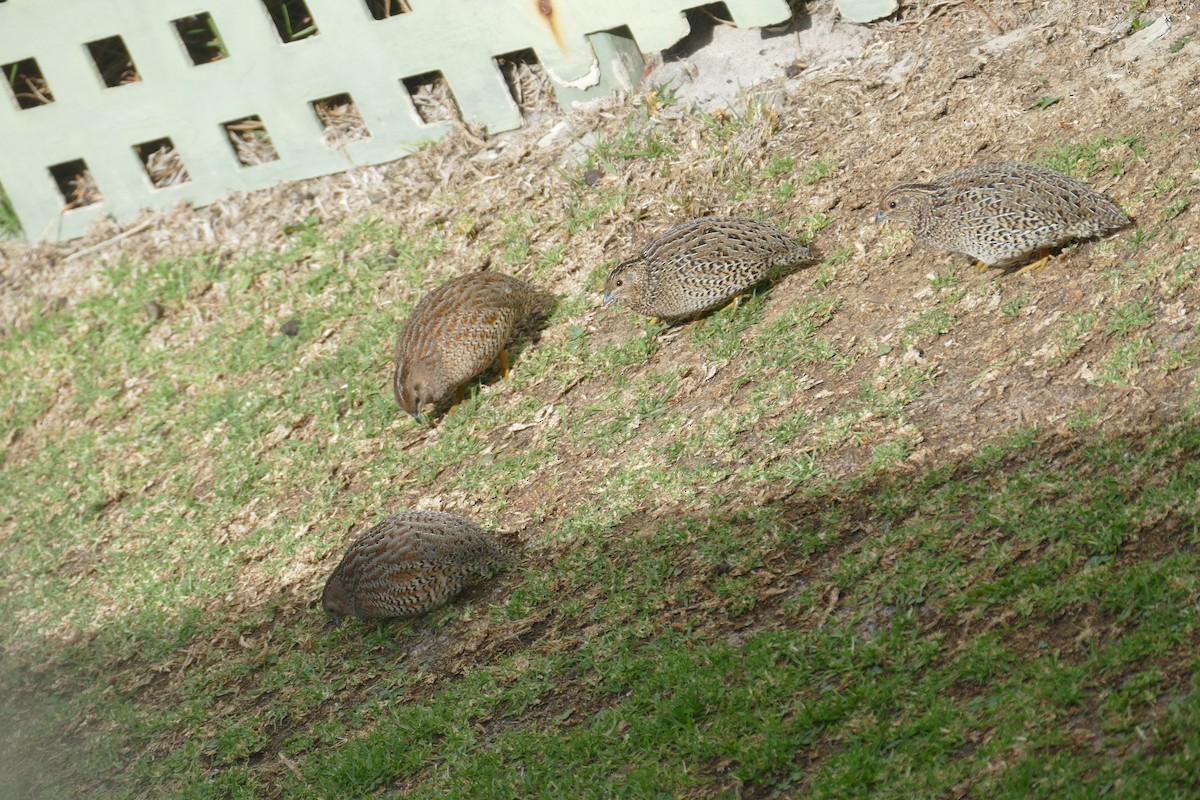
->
left=281, top=318, right=301, bottom=336
left=583, top=168, right=604, bottom=187
left=145, top=300, right=165, bottom=321
left=537, top=120, right=572, bottom=149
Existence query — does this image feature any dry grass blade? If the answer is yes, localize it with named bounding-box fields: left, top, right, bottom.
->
left=409, top=76, right=459, bottom=124
left=498, top=56, right=557, bottom=116
left=144, top=146, right=189, bottom=188
left=315, top=98, right=371, bottom=148
left=66, top=170, right=101, bottom=209
left=226, top=118, right=280, bottom=166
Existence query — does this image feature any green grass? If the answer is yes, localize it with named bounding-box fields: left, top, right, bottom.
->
left=0, top=183, right=21, bottom=238
left=4, top=215, right=1200, bottom=797
left=1040, top=134, right=1144, bottom=178
left=1103, top=298, right=1154, bottom=337
left=3, top=84, right=1200, bottom=800
left=1052, top=311, right=1097, bottom=362
left=904, top=307, right=956, bottom=342
left=587, top=110, right=676, bottom=168
left=768, top=155, right=797, bottom=203
left=1002, top=292, right=1029, bottom=318
left=929, top=267, right=960, bottom=290
left=285, top=419, right=1200, bottom=799
left=1097, top=333, right=1152, bottom=386
left=500, top=212, right=534, bottom=266
left=565, top=184, right=628, bottom=234
left=1161, top=198, right=1189, bottom=222
left=803, top=158, right=838, bottom=185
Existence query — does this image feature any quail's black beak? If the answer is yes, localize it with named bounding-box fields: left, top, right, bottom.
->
left=601, top=290, right=615, bottom=307
left=327, top=612, right=343, bottom=628
left=874, top=210, right=887, bottom=224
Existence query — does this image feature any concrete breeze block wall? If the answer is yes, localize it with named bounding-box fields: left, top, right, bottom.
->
left=0, top=0, right=792, bottom=242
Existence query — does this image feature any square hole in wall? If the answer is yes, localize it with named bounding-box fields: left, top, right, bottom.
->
left=664, top=3, right=732, bottom=61
left=262, top=0, right=319, bottom=43
left=49, top=160, right=101, bottom=209
left=495, top=49, right=556, bottom=118
left=401, top=71, right=459, bottom=124
left=365, top=0, right=411, bottom=19
left=86, top=36, right=142, bottom=87
left=2, top=57, right=55, bottom=109
left=173, top=13, right=229, bottom=65
left=133, top=138, right=191, bottom=188
left=311, top=94, right=370, bottom=148
left=223, top=115, right=281, bottom=166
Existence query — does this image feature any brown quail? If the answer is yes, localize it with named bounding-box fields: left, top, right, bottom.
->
left=875, top=161, right=1131, bottom=272
left=321, top=510, right=515, bottom=625
left=602, top=216, right=811, bottom=324
left=393, top=271, right=532, bottom=421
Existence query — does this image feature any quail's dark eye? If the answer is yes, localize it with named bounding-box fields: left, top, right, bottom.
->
left=888, top=201, right=897, bottom=209
left=615, top=279, right=623, bottom=287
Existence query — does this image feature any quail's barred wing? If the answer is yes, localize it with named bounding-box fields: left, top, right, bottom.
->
left=370, top=511, right=514, bottom=566
left=325, top=510, right=514, bottom=621
left=398, top=273, right=530, bottom=366
left=887, top=161, right=1133, bottom=267
left=643, top=217, right=804, bottom=269
left=393, top=272, right=533, bottom=416
left=949, top=180, right=1065, bottom=260
left=650, top=217, right=806, bottom=308
left=604, top=216, right=808, bottom=322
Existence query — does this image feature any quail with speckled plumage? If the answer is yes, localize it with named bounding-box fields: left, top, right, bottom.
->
left=602, top=216, right=811, bottom=323
left=321, top=510, right=515, bottom=625
left=875, top=161, right=1131, bottom=272
left=393, top=271, right=532, bottom=421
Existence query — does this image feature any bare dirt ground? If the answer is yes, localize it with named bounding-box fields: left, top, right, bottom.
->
left=2, top=0, right=1200, bottom=794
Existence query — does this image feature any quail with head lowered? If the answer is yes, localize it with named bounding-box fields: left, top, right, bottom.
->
left=875, top=161, right=1131, bottom=273
left=321, top=510, right=516, bottom=625
left=602, top=216, right=810, bottom=324
left=393, top=271, right=532, bottom=421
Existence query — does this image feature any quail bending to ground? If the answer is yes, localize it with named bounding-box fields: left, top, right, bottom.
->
left=393, top=271, right=532, bottom=421
left=602, top=216, right=811, bottom=324
left=874, top=161, right=1131, bottom=273
left=321, top=510, right=515, bottom=625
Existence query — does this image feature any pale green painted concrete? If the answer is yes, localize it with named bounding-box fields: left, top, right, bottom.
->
left=835, top=0, right=897, bottom=24
left=0, top=0, right=792, bottom=242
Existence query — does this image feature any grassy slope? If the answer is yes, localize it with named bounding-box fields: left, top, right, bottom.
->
left=3, top=3, right=1200, bottom=798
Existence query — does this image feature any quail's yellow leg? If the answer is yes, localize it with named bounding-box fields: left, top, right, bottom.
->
left=681, top=293, right=745, bottom=333
left=447, top=385, right=466, bottom=416
left=1013, top=249, right=1053, bottom=276
left=497, top=348, right=510, bottom=379
left=973, top=261, right=989, bottom=272
left=718, top=293, right=743, bottom=314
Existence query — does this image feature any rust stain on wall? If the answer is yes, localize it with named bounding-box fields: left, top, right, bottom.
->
left=536, top=0, right=567, bottom=54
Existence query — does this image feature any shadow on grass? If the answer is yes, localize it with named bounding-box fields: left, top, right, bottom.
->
left=4, top=409, right=1200, bottom=798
